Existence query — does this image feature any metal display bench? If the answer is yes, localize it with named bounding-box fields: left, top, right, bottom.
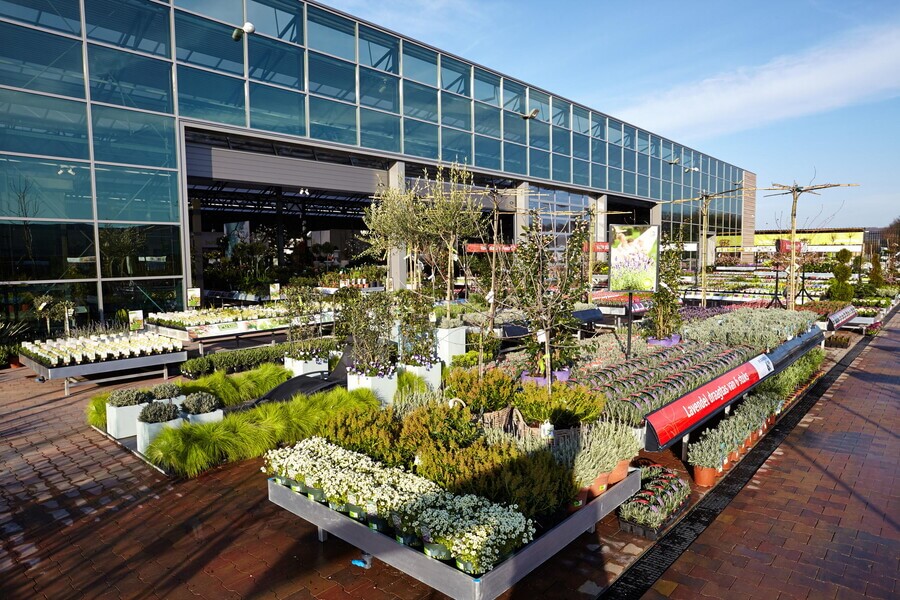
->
left=20, top=351, right=187, bottom=396
left=269, top=470, right=641, bottom=600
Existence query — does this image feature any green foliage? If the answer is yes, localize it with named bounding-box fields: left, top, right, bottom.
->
left=182, top=392, right=222, bottom=415
left=465, top=331, right=501, bottom=362
left=825, top=334, right=850, bottom=348
left=853, top=282, right=877, bottom=299
left=180, top=343, right=290, bottom=377
left=646, top=229, right=683, bottom=339
left=397, top=370, right=428, bottom=395
left=515, top=382, right=606, bottom=428
left=827, top=261, right=855, bottom=302
left=444, top=368, right=519, bottom=414
left=151, top=383, right=181, bottom=400
left=138, top=401, right=181, bottom=424
left=86, top=392, right=109, bottom=430
left=400, top=403, right=480, bottom=453
left=392, top=389, right=442, bottom=419
left=869, top=257, right=885, bottom=287
left=835, top=249, right=852, bottom=265
left=322, top=406, right=410, bottom=467
left=107, top=388, right=153, bottom=407
left=396, top=290, right=438, bottom=367
left=450, top=350, right=481, bottom=370
left=180, top=363, right=291, bottom=407
left=337, top=289, right=396, bottom=376
left=756, top=348, right=825, bottom=398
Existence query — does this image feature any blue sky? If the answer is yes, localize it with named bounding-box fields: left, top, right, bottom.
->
left=325, top=0, right=900, bottom=231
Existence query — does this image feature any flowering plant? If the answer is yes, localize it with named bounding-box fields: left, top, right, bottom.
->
left=147, top=304, right=292, bottom=328
left=396, top=290, right=438, bottom=368
left=618, top=466, right=690, bottom=530
left=20, top=333, right=182, bottom=368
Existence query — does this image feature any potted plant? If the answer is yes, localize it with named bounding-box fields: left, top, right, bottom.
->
left=339, top=290, right=399, bottom=404
left=151, top=382, right=184, bottom=406
left=434, top=312, right=467, bottom=367
left=105, top=388, right=153, bottom=438
left=573, top=424, right=620, bottom=498
left=136, top=401, right=182, bottom=454
left=396, top=290, right=441, bottom=390
left=181, top=392, right=224, bottom=425
left=687, top=430, right=724, bottom=487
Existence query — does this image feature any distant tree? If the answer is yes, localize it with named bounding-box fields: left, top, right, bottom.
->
left=869, top=254, right=885, bottom=287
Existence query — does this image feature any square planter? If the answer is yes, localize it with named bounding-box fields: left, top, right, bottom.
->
left=186, top=409, right=224, bottom=425
left=435, top=327, right=466, bottom=365
left=347, top=372, right=398, bottom=405
left=402, top=363, right=442, bottom=391
left=136, top=417, right=183, bottom=455
left=284, top=357, right=328, bottom=377
left=106, top=402, right=149, bottom=439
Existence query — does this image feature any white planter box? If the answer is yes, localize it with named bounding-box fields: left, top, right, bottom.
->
left=284, top=357, right=328, bottom=377
left=435, top=327, right=466, bottom=365
left=106, top=402, right=149, bottom=439
left=402, top=363, right=442, bottom=391
left=136, top=417, right=183, bottom=455
left=186, top=409, right=224, bottom=425
left=347, top=372, right=398, bottom=405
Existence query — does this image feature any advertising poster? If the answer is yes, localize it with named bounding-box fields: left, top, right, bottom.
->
left=128, top=310, right=144, bottom=332
left=269, top=283, right=282, bottom=300
left=187, top=287, right=201, bottom=308
left=608, top=225, right=659, bottom=293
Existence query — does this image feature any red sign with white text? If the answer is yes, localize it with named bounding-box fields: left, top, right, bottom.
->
left=582, top=241, right=611, bottom=252
left=776, top=239, right=806, bottom=253
left=645, top=355, right=774, bottom=450
left=465, top=243, right=517, bottom=253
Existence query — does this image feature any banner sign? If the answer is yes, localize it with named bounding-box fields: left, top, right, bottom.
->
left=128, top=310, right=144, bottom=332
left=187, top=288, right=201, bottom=308
left=582, top=241, right=610, bottom=252
left=776, top=239, right=806, bottom=253
left=609, top=225, right=659, bottom=293
left=465, top=243, right=517, bottom=253
left=645, top=355, right=775, bottom=450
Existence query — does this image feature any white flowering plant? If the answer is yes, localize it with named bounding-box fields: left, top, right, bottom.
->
left=20, top=332, right=182, bottom=368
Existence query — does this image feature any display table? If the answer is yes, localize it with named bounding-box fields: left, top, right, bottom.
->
left=268, top=470, right=640, bottom=600
left=20, top=351, right=187, bottom=396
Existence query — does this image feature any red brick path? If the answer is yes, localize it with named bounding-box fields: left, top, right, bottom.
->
left=645, top=312, right=900, bottom=600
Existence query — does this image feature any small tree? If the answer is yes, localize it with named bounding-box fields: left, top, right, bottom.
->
left=827, top=251, right=854, bottom=302
left=869, top=254, right=885, bottom=287
left=395, top=290, right=437, bottom=367
left=336, top=289, right=396, bottom=377
left=283, top=285, right=326, bottom=353
left=645, top=229, right=683, bottom=339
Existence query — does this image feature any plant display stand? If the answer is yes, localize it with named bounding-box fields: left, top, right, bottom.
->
left=268, top=470, right=640, bottom=600
left=20, top=352, right=187, bottom=397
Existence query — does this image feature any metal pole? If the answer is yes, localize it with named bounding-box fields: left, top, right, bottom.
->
left=626, top=292, right=633, bottom=359
left=788, top=187, right=799, bottom=311
left=700, top=198, right=709, bottom=308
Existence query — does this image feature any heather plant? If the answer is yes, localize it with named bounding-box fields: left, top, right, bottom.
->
left=138, top=401, right=181, bottom=424
left=151, top=382, right=181, bottom=400
left=107, top=388, right=153, bottom=408
left=181, top=392, right=222, bottom=415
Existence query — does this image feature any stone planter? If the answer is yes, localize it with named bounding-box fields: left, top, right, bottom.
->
left=106, top=402, right=150, bottom=439
left=186, top=409, right=224, bottom=425
left=435, top=327, right=466, bottom=365
left=347, top=372, right=398, bottom=405
left=402, top=363, right=442, bottom=391
left=284, top=357, right=328, bottom=377
left=136, top=416, right=183, bottom=454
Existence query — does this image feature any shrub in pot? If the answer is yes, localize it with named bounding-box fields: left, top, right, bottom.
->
left=151, top=382, right=184, bottom=406
left=105, top=388, right=153, bottom=439
left=136, top=401, right=183, bottom=455
left=181, top=391, right=224, bottom=425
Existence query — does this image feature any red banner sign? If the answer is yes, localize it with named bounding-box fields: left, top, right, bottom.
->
left=776, top=239, right=805, bottom=253
left=465, top=243, right=517, bottom=253
left=582, top=241, right=610, bottom=252
left=645, top=355, right=774, bottom=450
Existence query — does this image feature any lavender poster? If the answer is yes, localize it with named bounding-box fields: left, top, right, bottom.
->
left=608, top=225, right=659, bottom=293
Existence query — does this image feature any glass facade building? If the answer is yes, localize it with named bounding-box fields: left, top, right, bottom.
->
left=0, top=0, right=751, bottom=319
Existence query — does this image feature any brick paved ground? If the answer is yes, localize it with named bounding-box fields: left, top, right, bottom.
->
left=645, top=312, right=900, bottom=600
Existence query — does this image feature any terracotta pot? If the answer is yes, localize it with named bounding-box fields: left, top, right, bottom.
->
left=567, top=487, right=590, bottom=513
left=750, top=430, right=760, bottom=443
left=744, top=437, right=752, bottom=450
left=693, top=466, right=717, bottom=487
left=608, top=459, right=631, bottom=485
left=589, top=472, right=611, bottom=498
left=767, top=415, right=776, bottom=428
left=728, top=450, right=740, bottom=464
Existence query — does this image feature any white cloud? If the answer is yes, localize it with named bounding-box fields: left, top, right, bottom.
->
left=613, top=23, right=900, bottom=142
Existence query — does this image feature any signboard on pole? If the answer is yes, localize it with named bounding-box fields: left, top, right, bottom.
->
left=187, top=287, right=201, bottom=308
left=776, top=239, right=806, bottom=253
left=128, top=310, right=144, bottom=332
left=465, top=243, right=517, bottom=253
left=582, top=241, right=610, bottom=252
left=269, top=283, right=282, bottom=300
left=608, top=225, right=659, bottom=293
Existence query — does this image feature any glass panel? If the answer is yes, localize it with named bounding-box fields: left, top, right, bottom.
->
left=473, top=68, right=500, bottom=106
left=441, top=128, right=470, bottom=164
left=591, top=138, right=605, bottom=164
left=504, top=142, right=526, bottom=175
left=572, top=106, right=590, bottom=135
left=359, top=108, right=399, bottom=152
left=637, top=175, right=649, bottom=197
left=503, top=110, right=525, bottom=144
left=474, top=135, right=500, bottom=171
left=177, top=66, right=245, bottom=126
left=307, top=6, right=355, bottom=60
left=359, top=68, right=398, bottom=113
left=622, top=125, right=635, bottom=150
left=552, top=98, right=570, bottom=128
left=573, top=159, right=589, bottom=186
left=607, top=143, right=622, bottom=169
left=88, top=45, right=172, bottom=113
left=249, top=83, right=305, bottom=137
left=309, top=96, right=356, bottom=145
left=552, top=127, right=570, bottom=155
left=474, top=103, right=500, bottom=138
left=622, top=149, right=636, bottom=172
left=651, top=158, right=661, bottom=179
left=0, top=0, right=80, bottom=35
left=0, top=154, right=91, bottom=220
left=440, top=56, right=470, bottom=96
left=623, top=171, right=636, bottom=195
left=0, top=22, right=84, bottom=98
left=503, top=80, right=525, bottom=113
left=591, top=113, right=605, bottom=139
left=85, top=0, right=169, bottom=57
left=0, top=220, right=95, bottom=280
left=359, top=25, right=398, bottom=74
left=402, top=43, right=436, bottom=86
left=529, top=119, right=549, bottom=150
left=308, top=52, right=355, bottom=102
left=573, top=133, right=589, bottom=160
left=175, top=0, right=241, bottom=24
left=249, top=36, right=304, bottom=89
left=650, top=135, right=660, bottom=157
left=403, top=80, right=437, bottom=123
left=95, top=165, right=178, bottom=222
left=552, top=154, right=570, bottom=183
left=92, top=105, right=176, bottom=168
left=99, top=223, right=181, bottom=277
left=607, top=167, right=621, bottom=192
left=247, top=0, right=302, bottom=44
left=529, top=89, right=550, bottom=122
left=102, top=278, right=183, bottom=315
left=0, top=281, right=99, bottom=325
left=637, top=131, right=649, bottom=154
left=607, top=119, right=622, bottom=145
left=637, top=152, right=649, bottom=176
left=175, top=11, right=243, bottom=75
left=440, top=92, right=470, bottom=130
left=530, top=148, right=549, bottom=179
left=403, top=119, right=438, bottom=159
left=591, top=164, right=606, bottom=190
left=0, top=88, right=88, bottom=159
